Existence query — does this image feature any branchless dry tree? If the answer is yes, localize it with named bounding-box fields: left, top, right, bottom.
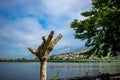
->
left=28, top=31, right=62, bottom=80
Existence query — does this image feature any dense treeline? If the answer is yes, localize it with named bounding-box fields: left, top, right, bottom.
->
left=0, top=56, right=120, bottom=62
left=0, top=58, right=39, bottom=62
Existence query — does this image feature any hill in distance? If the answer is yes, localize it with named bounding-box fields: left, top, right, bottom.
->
left=25, top=45, right=87, bottom=59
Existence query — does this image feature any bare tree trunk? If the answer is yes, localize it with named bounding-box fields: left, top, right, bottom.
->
left=40, top=61, right=47, bottom=80
left=28, top=31, right=62, bottom=80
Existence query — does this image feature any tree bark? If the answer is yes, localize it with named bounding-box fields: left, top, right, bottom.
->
left=28, top=31, right=62, bottom=80
left=40, top=61, right=47, bottom=80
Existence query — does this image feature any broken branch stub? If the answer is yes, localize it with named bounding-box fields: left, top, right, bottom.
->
left=28, top=31, right=62, bottom=80
left=28, top=30, right=62, bottom=62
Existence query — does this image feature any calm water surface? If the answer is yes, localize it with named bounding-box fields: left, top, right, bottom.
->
left=0, top=62, right=120, bottom=80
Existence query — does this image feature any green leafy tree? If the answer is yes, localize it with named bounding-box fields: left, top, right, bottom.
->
left=71, top=0, right=120, bottom=57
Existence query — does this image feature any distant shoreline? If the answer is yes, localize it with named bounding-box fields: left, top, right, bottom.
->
left=0, top=56, right=120, bottom=62
left=0, top=59, right=120, bottom=63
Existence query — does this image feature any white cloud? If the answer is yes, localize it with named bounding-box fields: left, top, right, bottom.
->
left=0, top=0, right=92, bottom=58
left=0, top=17, right=46, bottom=47
left=0, top=0, right=91, bottom=47
left=41, top=0, right=91, bottom=16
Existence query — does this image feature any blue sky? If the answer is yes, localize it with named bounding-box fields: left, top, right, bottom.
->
left=0, top=0, right=92, bottom=59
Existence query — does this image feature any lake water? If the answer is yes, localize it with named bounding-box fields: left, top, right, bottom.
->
left=0, top=62, right=120, bottom=80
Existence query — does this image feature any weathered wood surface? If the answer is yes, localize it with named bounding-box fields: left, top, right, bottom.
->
left=28, top=31, right=62, bottom=80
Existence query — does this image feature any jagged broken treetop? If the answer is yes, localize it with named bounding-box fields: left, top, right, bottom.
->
left=28, top=31, right=62, bottom=62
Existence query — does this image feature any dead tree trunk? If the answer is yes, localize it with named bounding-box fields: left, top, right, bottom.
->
left=28, top=31, right=62, bottom=80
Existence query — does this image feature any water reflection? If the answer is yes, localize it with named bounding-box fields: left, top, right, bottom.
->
left=47, top=62, right=120, bottom=79
left=0, top=62, right=119, bottom=80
